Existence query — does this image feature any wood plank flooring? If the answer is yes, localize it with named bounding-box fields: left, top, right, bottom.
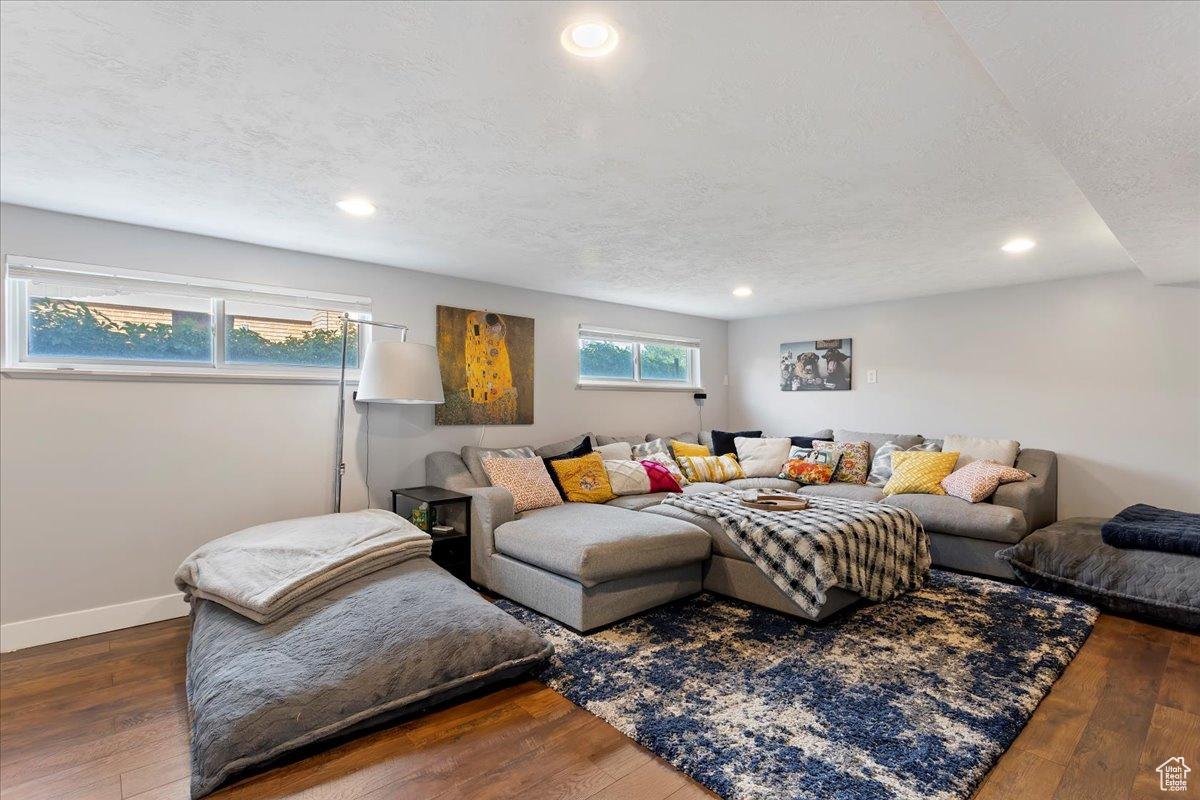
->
left=0, top=613, right=1195, bottom=800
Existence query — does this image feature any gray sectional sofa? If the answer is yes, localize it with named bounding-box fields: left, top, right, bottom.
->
left=427, top=429, right=1057, bottom=632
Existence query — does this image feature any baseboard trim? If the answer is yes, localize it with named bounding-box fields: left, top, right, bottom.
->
left=0, top=593, right=188, bottom=652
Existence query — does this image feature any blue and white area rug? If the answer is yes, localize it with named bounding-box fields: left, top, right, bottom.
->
left=497, top=570, right=1097, bottom=800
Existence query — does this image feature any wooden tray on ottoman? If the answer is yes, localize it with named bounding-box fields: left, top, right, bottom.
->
left=739, top=494, right=810, bottom=512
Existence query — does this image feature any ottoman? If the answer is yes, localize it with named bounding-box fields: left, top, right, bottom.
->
left=997, top=517, right=1200, bottom=629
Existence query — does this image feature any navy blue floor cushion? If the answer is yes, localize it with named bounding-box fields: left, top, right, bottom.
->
left=1000, top=517, right=1200, bottom=630
left=186, top=557, right=552, bottom=798
left=1100, top=504, right=1200, bottom=556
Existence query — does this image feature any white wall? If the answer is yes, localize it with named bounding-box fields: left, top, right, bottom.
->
left=0, top=204, right=728, bottom=637
left=728, top=271, right=1200, bottom=518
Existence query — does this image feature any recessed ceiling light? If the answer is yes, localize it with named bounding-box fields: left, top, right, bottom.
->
left=1001, top=238, right=1036, bottom=253
left=561, top=22, right=619, bottom=58
left=733, top=287, right=753, bottom=297
left=336, top=198, right=376, bottom=217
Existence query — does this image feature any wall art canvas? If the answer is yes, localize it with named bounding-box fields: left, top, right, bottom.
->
left=780, top=338, right=852, bottom=391
left=435, top=305, right=535, bottom=425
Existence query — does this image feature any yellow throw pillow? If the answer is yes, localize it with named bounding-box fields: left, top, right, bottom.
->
left=882, top=451, right=960, bottom=496
left=677, top=453, right=744, bottom=484
left=671, top=440, right=711, bottom=460
left=550, top=452, right=617, bottom=503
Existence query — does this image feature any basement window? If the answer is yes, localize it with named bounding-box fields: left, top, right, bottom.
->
left=577, top=325, right=702, bottom=391
left=3, top=256, right=371, bottom=378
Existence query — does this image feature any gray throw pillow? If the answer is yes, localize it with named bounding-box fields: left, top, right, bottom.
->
left=866, top=440, right=942, bottom=488
left=632, top=438, right=673, bottom=460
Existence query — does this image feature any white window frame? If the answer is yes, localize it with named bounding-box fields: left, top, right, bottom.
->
left=3, top=255, right=373, bottom=381
left=577, top=325, right=702, bottom=392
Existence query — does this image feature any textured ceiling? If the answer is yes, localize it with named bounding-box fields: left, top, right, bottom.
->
left=0, top=1, right=1175, bottom=319
left=940, top=0, right=1200, bottom=287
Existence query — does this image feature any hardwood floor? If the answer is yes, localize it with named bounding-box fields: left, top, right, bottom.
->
left=0, top=613, right=1195, bottom=800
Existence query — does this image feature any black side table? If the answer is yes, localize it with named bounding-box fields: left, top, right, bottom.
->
left=391, top=486, right=473, bottom=584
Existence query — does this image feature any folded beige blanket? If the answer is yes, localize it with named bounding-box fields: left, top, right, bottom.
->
left=175, top=509, right=432, bottom=623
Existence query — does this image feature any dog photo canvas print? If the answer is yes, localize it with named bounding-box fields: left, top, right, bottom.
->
left=780, top=338, right=852, bottom=391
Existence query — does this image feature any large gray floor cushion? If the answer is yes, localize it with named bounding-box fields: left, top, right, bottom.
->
left=187, top=557, right=552, bottom=798
left=998, top=517, right=1199, bottom=629
left=494, top=503, right=711, bottom=586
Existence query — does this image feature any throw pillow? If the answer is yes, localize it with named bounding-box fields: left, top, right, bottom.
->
left=639, top=460, right=683, bottom=493
left=481, top=457, right=563, bottom=512
left=632, top=438, right=672, bottom=461
left=813, top=440, right=870, bottom=484
left=543, top=438, right=594, bottom=498
left=777, top=445, right=838, bottom=478
left=941, top=460, right=1032, bottom=503
left=549, top=452, right=617, bottom=504
left=604, top=459, right=651, bottom=496
left=866, top=440, right=942, bottom=488
left=882, top=451, right=961, bottom=496
left=734, top=436, right=792, bottom=478
left=779, top=459, right=834, bottom=485
left=710, top=430, right=763, bottom=457
left=595, top=441, right=634, bottom=461
left=460, top=445, right=536, bottom=486
left=941, top=434, right=1020, bottom=470
left=676, top=453, right=744, bottom=483
left=641, top=451, right=689, bottom=486
left=671, top=440, right=712, bottom=460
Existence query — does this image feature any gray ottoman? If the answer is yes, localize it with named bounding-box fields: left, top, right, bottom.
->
left=998, top=517, right=1200, bottom=629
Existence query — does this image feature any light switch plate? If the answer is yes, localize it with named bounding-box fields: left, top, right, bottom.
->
left=866, top=369, right=877, bottom=384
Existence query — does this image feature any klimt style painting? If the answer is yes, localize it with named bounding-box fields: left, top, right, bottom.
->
left=435, top=305, right=535, bottom=424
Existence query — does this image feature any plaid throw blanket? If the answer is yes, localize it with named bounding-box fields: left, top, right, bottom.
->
left=662, top=493, right=931, bottom=617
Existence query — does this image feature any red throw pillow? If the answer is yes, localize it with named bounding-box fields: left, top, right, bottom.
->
left=640, top=459, right=683, bottom=493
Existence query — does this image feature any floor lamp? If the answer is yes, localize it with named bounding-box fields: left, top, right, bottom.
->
left=333, top=314, right=444, bottom=512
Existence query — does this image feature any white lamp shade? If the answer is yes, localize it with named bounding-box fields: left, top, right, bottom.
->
left=355, top=341, right=445, bottom=404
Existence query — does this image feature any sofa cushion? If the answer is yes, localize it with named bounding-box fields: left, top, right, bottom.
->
left=883, top=494, right=1027, bottom=542
left=632, top=438, right=672, bottom=461
left=534, top=433, right=595, bottom=458
left=595, top=434, right=644, bottom=446
left=682, top=481, right=732, bottom=495
left=867, top=440, right=943, bottom=487
left=677, top=454, right=744, bottom=484
left=482, top=456, right=563, bottom=513
left=495, top=504, right=710, bottom=587
left=643, top=504, right=746, bottom=561
left=942, top=434, right=1021, bottom=470
left=725, top=477, right=802, bottom=492
left=461, top=445, right=535, bottom=487
left=646, top=431, right=699, bottom=445
left=814, top=440, right=871, bottom=484
left=797, top=484, right=886, bottom=502
left=671, top=440, right=712, bottom=460
left=606, top=493, right=674, bottom=511
left=542, top=438, right=594, bottom=498
left=835, top=430, right=924, bottom=461
left=882, top=451, right=960, bottom=496
left=549, top=452, right=617, bottom=504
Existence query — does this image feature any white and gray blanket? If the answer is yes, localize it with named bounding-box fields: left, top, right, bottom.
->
left=662, top=493, right=930, bottom=617
left=175, top=509, right=432, bottom=624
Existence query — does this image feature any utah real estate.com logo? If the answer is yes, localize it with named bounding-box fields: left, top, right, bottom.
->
left=1158, top=757, right=1190, bottom=792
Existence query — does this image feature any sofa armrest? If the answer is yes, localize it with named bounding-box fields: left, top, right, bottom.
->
left=992, top=449, right=1058, bottom=535
left=425, top=452, right=515, bottom=587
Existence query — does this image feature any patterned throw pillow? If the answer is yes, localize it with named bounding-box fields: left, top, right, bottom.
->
left=941, top=460, right=1032, bottom=503
left=813, top=440, right=870, bottom=484
left=604, top=459, right=651, bottom=496
left=671, top=440, right=711, bottom=460
left=867, top=440, right=942, bottom=488
left=882, top=451, right=961, bottom=496
left=549, top=453, right=617, bottom=504
left=641, top=451, right=689, bottom=486
left=676, top=453, right=744, bottom=483
left=639, top=460, right=683, bottom=493
left=632, top=438, right=672, bottom=461
left=779, top=459, right=834, bottom=485
left=481, top=457, right=564, bottom=512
